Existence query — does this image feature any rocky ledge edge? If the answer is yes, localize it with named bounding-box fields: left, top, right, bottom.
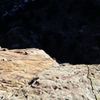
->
left=0, top=48, right=99, bottom=100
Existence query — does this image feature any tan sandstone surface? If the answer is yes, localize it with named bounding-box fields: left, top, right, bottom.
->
left=0, top=48, right=99, bottom=100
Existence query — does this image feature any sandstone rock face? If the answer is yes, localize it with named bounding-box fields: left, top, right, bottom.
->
left=30, top=64, right=100, bottom=100
left=0, top=48, right=99, bottom=100
left=0, top=48, right=59, bottom=100
left=88, top=65, right=100, bottom=100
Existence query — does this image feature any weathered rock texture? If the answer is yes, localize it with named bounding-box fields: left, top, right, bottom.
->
left=0, top=48, right=99, bottom=100
left=0, top=48, right=59, bottom=99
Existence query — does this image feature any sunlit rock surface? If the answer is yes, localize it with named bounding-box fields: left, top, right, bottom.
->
left=0, top=48, right=99, bottom=100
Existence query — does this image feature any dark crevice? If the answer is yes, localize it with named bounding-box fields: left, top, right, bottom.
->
left=87, top=65, right=97, bottom=100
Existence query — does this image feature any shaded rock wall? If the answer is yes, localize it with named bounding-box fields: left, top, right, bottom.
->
left=0, top=0, right=100, bottom=64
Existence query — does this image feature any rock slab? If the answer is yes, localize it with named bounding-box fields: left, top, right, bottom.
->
left=0, top=48, right=99, bottom=100
left=0, top=48, right=59, bottom=99
left=29, top=64, right=100, bottom=100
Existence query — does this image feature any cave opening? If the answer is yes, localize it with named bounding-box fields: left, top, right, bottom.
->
left=0, top=0, right=100, bottom=64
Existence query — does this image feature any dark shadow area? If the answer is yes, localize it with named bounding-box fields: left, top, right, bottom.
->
left=0, top=0, right=100, bottom=64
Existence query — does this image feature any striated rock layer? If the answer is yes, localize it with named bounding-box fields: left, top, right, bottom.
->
left=0, top=48, right=99, bottom=100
